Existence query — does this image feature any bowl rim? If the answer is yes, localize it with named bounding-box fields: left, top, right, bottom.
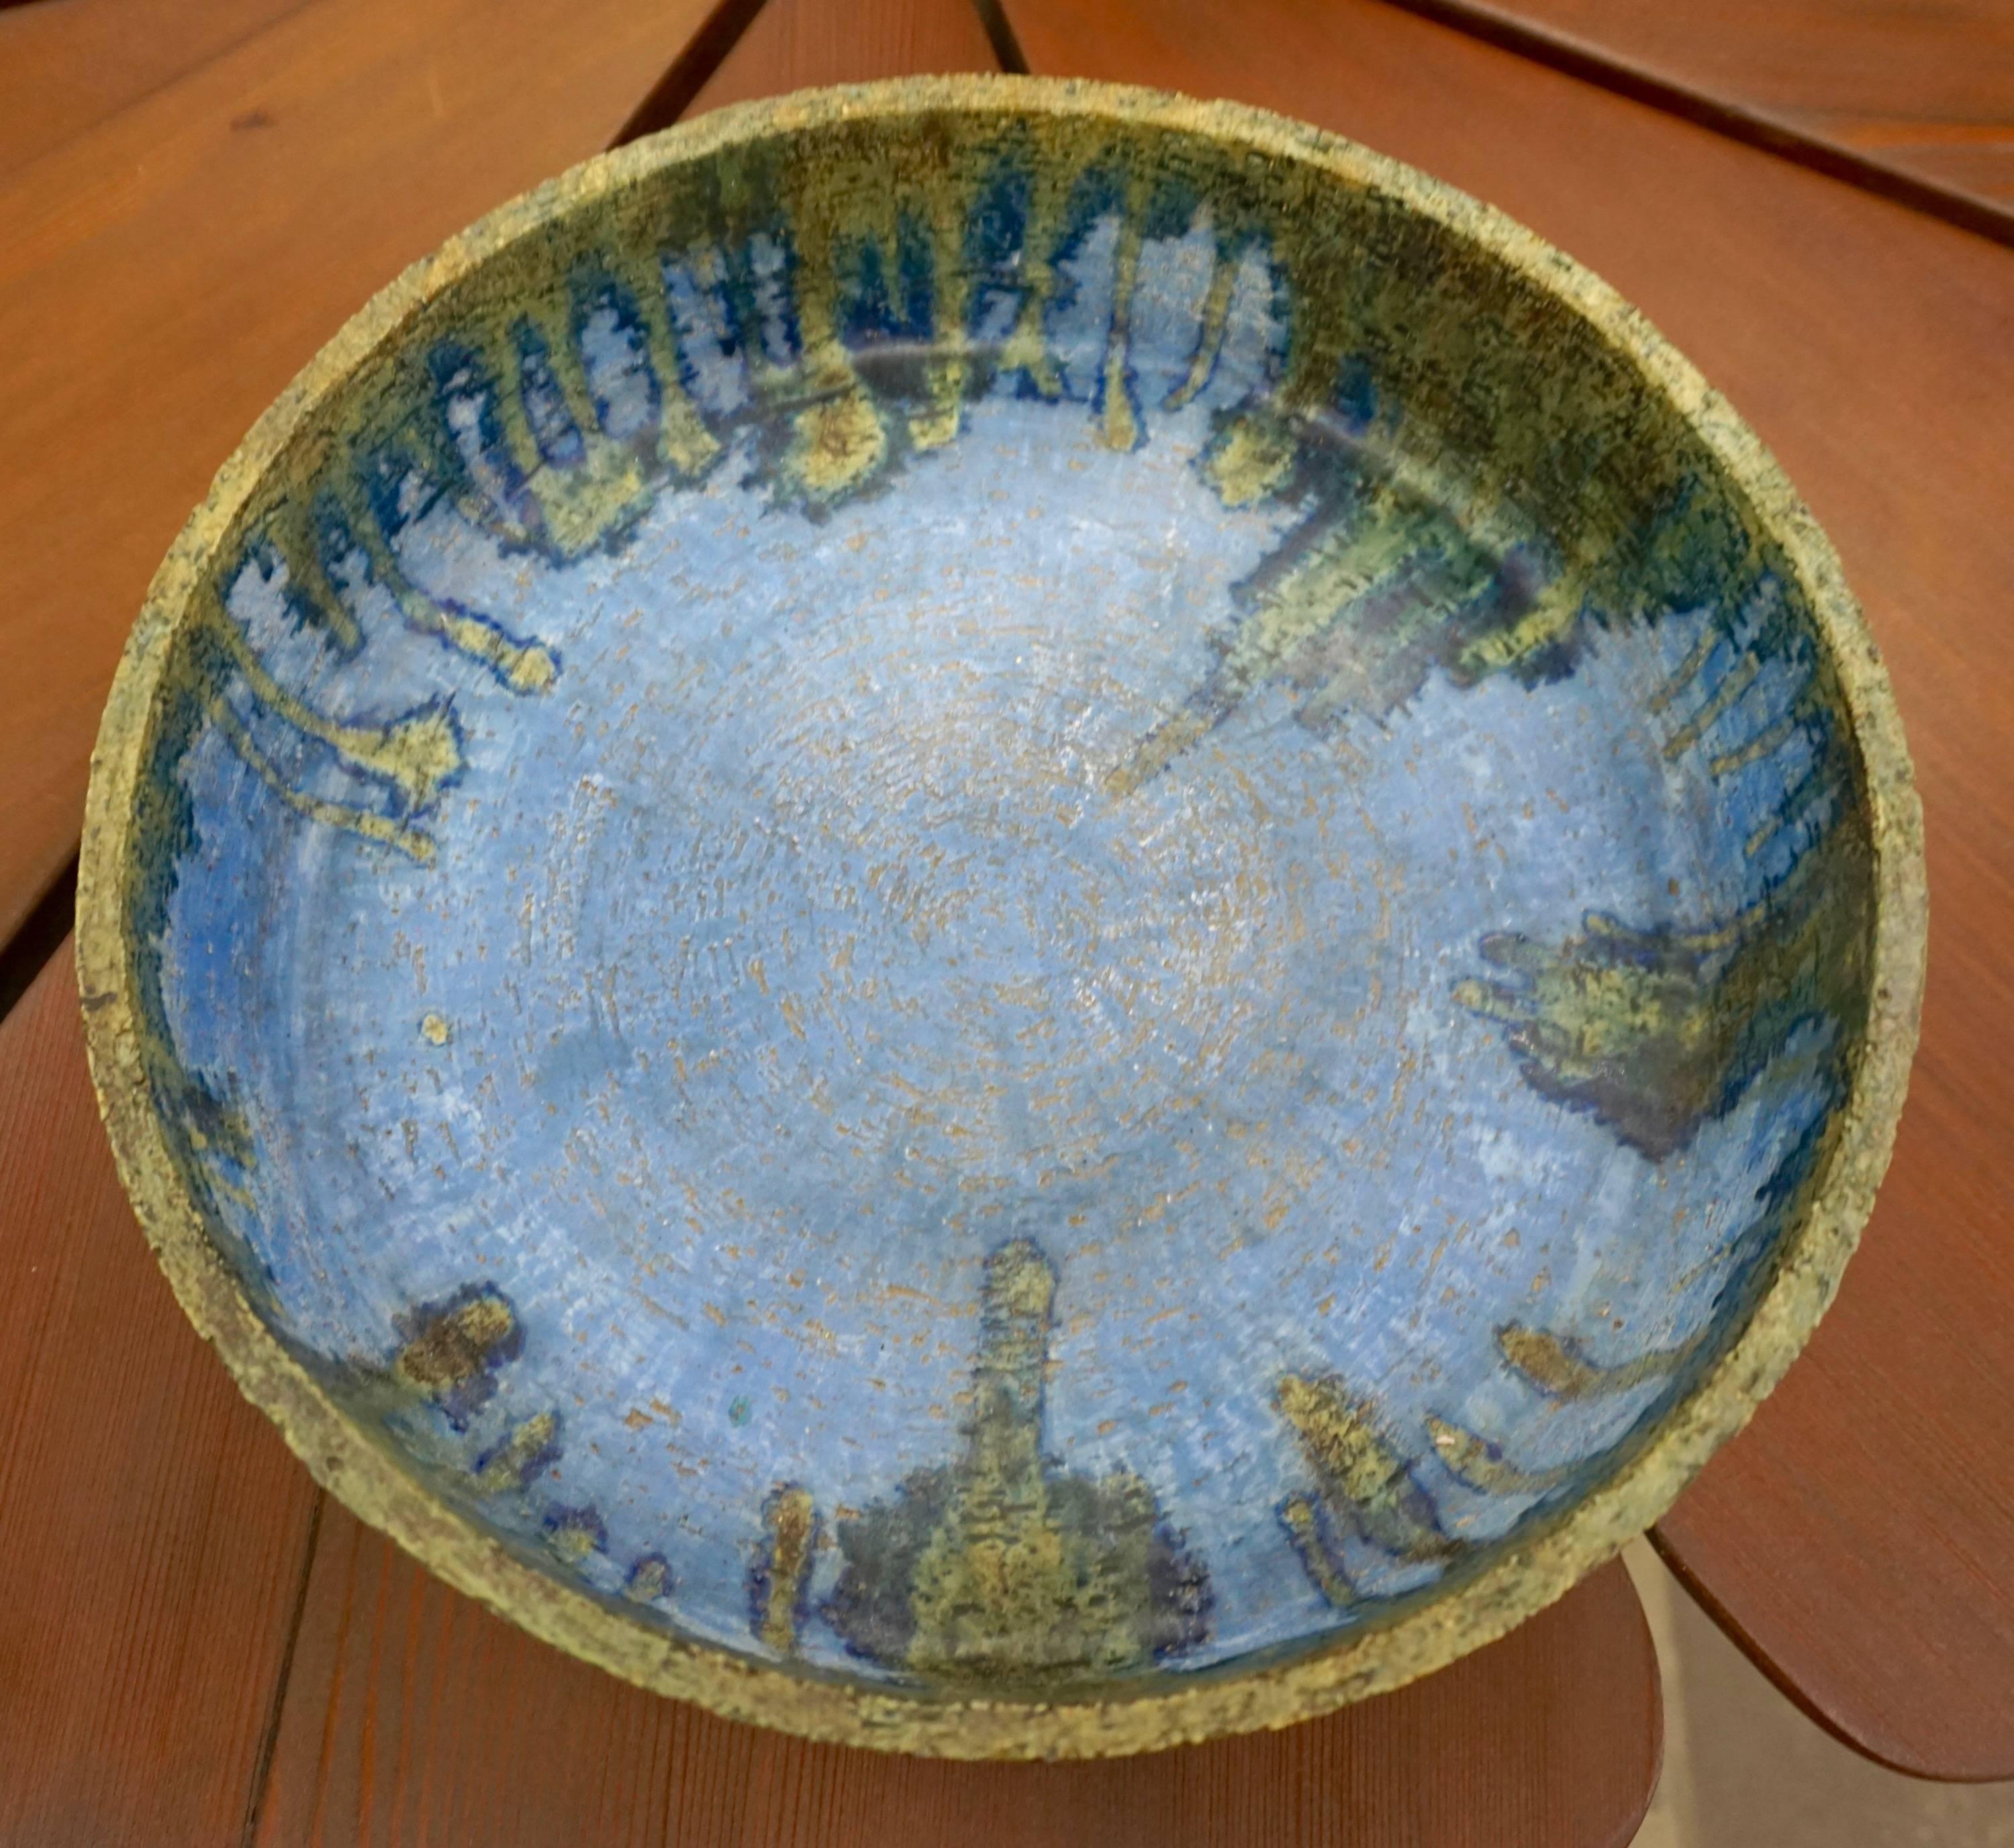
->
left=76, top=72, right=1927, bottom=1758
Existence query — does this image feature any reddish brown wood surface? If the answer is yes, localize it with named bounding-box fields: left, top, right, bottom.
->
left=0, top=949, right=325, bottom=1846
left=1372, top=0, right=2014, bottom=246
left=0, top=0, right=309, bottom=175
left=1001, top=0, right=2014, bottom=1780
left=1652, top=1159, right=2014, bottom=1780
left=252, top=1504, right=1658, bottom=1848
left=685, top=0, right=995, bottom=115
left=0, top=0, right=728, bottom=955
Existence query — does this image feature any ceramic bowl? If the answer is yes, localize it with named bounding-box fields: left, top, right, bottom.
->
left=79, top=77, right=1925, bottom=1757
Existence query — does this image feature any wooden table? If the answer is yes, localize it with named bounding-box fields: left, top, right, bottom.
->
left=1, top=0, right=2008, bottom=1838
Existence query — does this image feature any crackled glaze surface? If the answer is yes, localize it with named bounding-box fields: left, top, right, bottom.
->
left=89, top=87, right=1907, bottom=1734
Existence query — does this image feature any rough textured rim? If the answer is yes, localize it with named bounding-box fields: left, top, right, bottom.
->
left=76, top=75, right=1927, bottom=1759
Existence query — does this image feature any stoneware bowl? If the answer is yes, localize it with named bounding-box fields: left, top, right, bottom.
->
left=79, top=77, right=1925, bottom=1757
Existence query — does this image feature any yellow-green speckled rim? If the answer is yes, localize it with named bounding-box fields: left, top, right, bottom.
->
left=77, top=76, right=1927, bottom=1759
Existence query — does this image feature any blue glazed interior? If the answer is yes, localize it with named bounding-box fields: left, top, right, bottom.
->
left=124, top=113, right=1872, bottom=1696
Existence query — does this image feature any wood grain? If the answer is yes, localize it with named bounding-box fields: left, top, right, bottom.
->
left=0, top=0, right=728, bottom=956
left=253, top=1504, right=1659, bottom=1848
left=686, top=0, right=996, bottom=115
left=1000, top=0, right=2014, bottom=1778
left=1372, top=0, right=2014, bottom=246
left=0, top=0, right=308, bottom=176
left=0, top=948, right=324, bottom=1847
left=1651, top=1140, right=2014, bottom=1781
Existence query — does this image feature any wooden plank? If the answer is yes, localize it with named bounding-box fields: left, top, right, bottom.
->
left=1651, top=1151, right=2014, bottom=1780
left=0, top=0, right=309, bottom=177
left=0, top=0, right=728, bottom=955
left=254, top=1504, right=1658, bottom=1848
left=0, top=947, right=324, bottom=1847
left=1000, top=0, right=2014, bottom=1779
left=686, top=0, right=996, bottom=115
left=1369, top=0, right=2014, bottom=248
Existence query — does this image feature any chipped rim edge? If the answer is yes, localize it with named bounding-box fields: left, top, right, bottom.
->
left=75, top=75, right=1927, bottom=1759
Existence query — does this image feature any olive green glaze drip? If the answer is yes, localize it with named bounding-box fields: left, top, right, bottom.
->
left=479, top=310, right=656, bottom=558
left=393, top=1292, right=520, bottom=1403
left=546, top=1508, right=606, bottom=1564
left=1664, top=652, right=1761, bottom=759
left=912, top=207, right=973, bottom=451
left=198, top=589, right=463, bottom=811
left=1426, top=1416, right=1579, bottom=1495
left=524, top=291, right=614, bottom=452
left=754, top=1486, right=820, bottom=1654
left=998, top=160, right=1071, bottom=399
left=1164, top=238, right=1245, bottom=412
left=1747, top=761, right=1839, bottom=860
left=1096, top=182, right=1149, bottom=452
left=604, top=246, right=722, bottom=477
left=324, top=469, right=561, bottom=695
left=1711, top=705, right=1807, bottom=778
left=209, top=697, right=435, bottom=864
left=1496, top=1325, right=1705, bottom=1401
left=1199, top=407, right=1300, bottom=509
left=1110, top=468, right=1504, bottom=795
left=1457, top=815, right=1872, bottom=1161
left=771, top=188, right=892, bottom=504
left=826, top=1241, right=1209, bottom=1685
left=625, top=1556, right=672, bottom=1604
left=1278, top=1494, right=1361, bottom=1607
left=1276, top=1373, right=1458, bottom=1568
left=262, top=493, right=361, bottom=651
left=475, top=1411, right=560, bottom=1494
